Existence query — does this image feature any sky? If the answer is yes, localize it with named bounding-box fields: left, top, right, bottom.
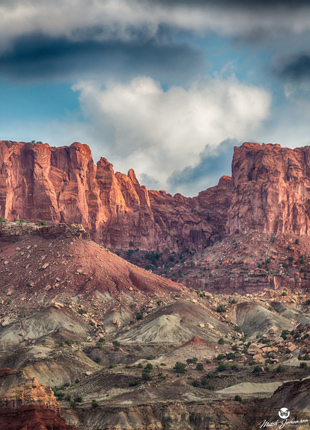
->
left=1, top=1, right=310, bottom=196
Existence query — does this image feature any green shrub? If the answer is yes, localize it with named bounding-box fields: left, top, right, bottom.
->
left=217, top=362, right=230, bottom=372
left=275, top=365, right=285, bottom=373
left=129, top=380, right=140, bottom=386
left=41, top=220, right=47, bottom=226
left=173, top=362, right=187, bottom=373
left=136, top=312, right=143, bottom=320
left=112, top=340, right=120, bottom=350
left=192, top=380, right=200, bottom=387
left=92, top=400, right=99, bottom=407
left=216, top=305, right=226, bottom=313
left=94, top=356, right=101, bottom=363
left=234, top=395, right=242, bottom=402
left=196, top=363, right=204, bottom=371
left=142, top=372, right=152, bottom=381
left=74, top=397, right=83, bottom=403
left=218, top=338, right=225, bottom=345
left=144, top=363, right=153, bottom=373
left=300, top=362, right=308, bottom=368
left=226, top=353, right=235, bottom=360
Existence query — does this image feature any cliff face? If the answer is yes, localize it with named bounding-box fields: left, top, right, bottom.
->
left=0, top=368, right=60, bottom=413
left=0, top=368, right=77, bottom=430
left=0, top=141, right=231, bottom=251
left=227, top=142, right=310, bottom=235
left=2, top=140, right=310, bottom=251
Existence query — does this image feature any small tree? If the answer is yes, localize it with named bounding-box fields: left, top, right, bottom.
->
left=173, top=362, right=187, bottom=374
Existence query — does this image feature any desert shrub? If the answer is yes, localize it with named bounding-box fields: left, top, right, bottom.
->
left=275, top=365, right=285, bottom=373
left=217, top=362, right=230, bottom=372
left=92, top=400, right=99, bottom=407
left=129, top=380, right=140, bottom=386
left=218, top=338, right=225, bottom=345
left=234, top=395, right=242, bottom=402
left=138, top=363, right=143, bottom=368
left=217, top=354, right=226, bottom=360
left=94, top=356, right=101, bottom=363
left=74, top=397, right=83, bottom=403
left=142, top=372, right=152, bottom=381
left=226, top=353, right=235, bottom=360
left=216, top=305, right=226, bottom=313
left=78, top=309, right=87, bottom=314
left=173, top=362, right=187, bottom=374
left=196, top=363, right=204, bottom=371
left=109, top=364, right=116, bottom=369
left=41, top=220, right=47, bottom=226
left=112, top=340, right=120, bottom=350
left=300, top=362, right=308, bottom=368
left=144, top=363, right=153, bottom=373
left=192, top=380, right=200, bottom=387
left=136, top=312, right=143, bottom=320
left=295, top=239, right=299, bottom=245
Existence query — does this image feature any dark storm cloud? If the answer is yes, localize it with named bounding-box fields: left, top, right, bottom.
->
left=273, top=52, right=310, bottom=82
left=145, top=0, right=310, bottom=8
left=0, top=33, right=205, bottom=82
left=168, top=139, right=236, bottom=194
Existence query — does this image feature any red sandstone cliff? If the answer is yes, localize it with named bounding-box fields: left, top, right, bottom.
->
left=2, top=140, right=310, bottom=250
left=0, top=368, right=77, bottom=430
left=0, top=141, right=231, bottom=251
left=227, top=142, right=310, bottom=235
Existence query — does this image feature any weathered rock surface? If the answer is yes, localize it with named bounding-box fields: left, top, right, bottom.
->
left=0, top=368, right=77, bottom=429
left=0, top=141, right=231, bottom=252
left=3, top=140, right=310, bottom=252
left=0, top=368, right=60, bottom=412
left=228, top=141, right=310, bottom=235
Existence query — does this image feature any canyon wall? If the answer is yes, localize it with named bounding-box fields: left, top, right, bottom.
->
left=0, top=141, right=231, bottom=251
left=2, top=140, right=310, bottom=251
left=227, top=142, right=310, bottom=235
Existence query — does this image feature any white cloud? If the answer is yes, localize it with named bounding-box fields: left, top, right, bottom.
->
left=73, top=76, right=271, bottom=190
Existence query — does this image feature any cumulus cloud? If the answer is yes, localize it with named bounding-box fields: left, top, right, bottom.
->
left=73, top=76, right=271, bottom=194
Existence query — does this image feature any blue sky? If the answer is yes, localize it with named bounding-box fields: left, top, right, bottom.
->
left=1, top=0, right=310, bottom=196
